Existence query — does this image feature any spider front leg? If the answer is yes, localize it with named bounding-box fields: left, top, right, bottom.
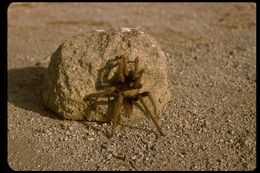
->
left=133, top=56, right=139, bottom=77
left=84, top=86, right=117, bottom=101
left=118, top=55, right=129, bottom=83
left=137, top=95, right=165, bottom=136
left=132, top=69, right=144, bottom=88
left=130, top=56, right=144, bottom=88
left=132, top=56, right=141, bottom=81
left=118, top=56, right=125, bottom=83
left=122, top=55, right=129, bottom=76
left=109, top=92, right=124, bottom=138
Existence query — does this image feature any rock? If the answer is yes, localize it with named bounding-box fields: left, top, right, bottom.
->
left=43, top=28, right=171, bottom=122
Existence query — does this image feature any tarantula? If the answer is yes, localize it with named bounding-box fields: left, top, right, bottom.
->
left=85, top=55, right=165, bottom=138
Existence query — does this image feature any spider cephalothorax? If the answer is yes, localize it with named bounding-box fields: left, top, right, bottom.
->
left=85, top=55, right=165, bottom=138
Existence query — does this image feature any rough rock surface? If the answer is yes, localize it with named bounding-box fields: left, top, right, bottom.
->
left=43, top=28, right=171, bottom=122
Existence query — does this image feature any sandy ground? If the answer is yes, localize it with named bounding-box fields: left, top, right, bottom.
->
left=7, top=3, right=256, bottom=171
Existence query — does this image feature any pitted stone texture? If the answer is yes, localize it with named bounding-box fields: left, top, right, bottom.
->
left=43, top=28, right=171, bottom=122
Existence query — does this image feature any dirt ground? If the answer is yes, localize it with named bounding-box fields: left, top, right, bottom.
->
left=7, top=3, right=256, bottom=171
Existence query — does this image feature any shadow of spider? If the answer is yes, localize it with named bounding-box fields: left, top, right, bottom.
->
left=84, top=55, right=165, bottom=138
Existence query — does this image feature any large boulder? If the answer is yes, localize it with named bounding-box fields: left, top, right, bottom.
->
left=43, top=28, right=171, bottom=122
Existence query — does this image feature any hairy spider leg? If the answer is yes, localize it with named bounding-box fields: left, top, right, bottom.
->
left=132, top=69, right=144, bottom=88
left=139, top=92, right=159, bottom=119
left=147, top=92, right=159, bottom=119
left=122, top=55, right=129, bottom=76
left=137, top=95, right=165, bottom=136
left=139, top=92, right=158, bottom=119
left=132, top=56, right=140, bottom=80
left=109, top=92, right=124, bottom=138
left=85, top=87, right=117, bottom=101
left=118, top=57, right=125, bottom=83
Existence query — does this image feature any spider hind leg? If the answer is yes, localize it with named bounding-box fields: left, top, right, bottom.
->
left=137, top=95, right=165, bottom=136
left=109, top=93, right=124, bottom=138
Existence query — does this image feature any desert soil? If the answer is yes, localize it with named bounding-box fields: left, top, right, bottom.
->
left=7, top=3, right=256, bottom=171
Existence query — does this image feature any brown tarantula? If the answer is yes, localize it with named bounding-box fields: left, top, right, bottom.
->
left=85, top=55, right=165, bottom=138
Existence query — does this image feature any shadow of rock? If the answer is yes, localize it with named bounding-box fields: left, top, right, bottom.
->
left=8, top=66, right=62, bottom=120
